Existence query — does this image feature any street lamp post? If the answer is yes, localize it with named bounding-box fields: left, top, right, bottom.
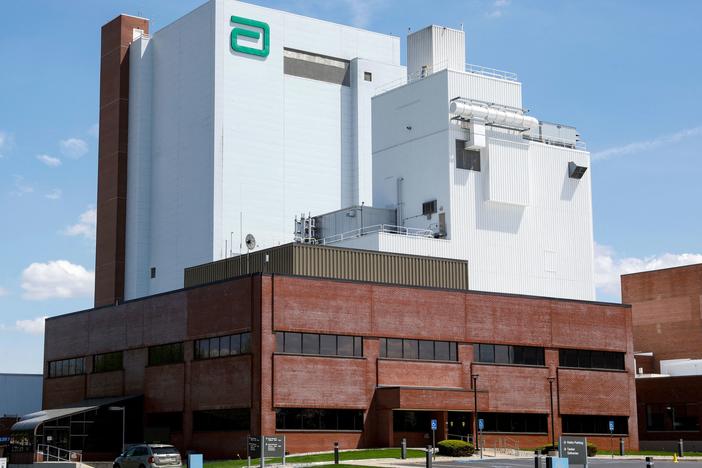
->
left=472, top=374, right=479, bottom=453
left=548, top=377, right=556, bottom=449
left=108, top=406, right=125, bottom=453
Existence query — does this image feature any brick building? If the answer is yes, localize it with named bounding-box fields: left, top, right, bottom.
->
left=622, top=263, right=702, bottom=450
left=17, top=266, right=639, bottom=460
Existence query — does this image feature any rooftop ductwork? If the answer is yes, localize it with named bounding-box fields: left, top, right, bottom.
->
left=449, top=99, right=539, bottom=131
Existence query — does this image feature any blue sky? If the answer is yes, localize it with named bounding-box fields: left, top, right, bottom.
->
left=1, top=0, right=701, bottom=374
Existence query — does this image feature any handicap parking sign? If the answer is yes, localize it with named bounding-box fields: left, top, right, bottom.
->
left=478, top=418, right=484, bottom=431
left=431, top=419, right=438, bottom=430
left=609, top=420, right=615, bottom=433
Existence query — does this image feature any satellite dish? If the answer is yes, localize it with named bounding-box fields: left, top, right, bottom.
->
left=245, top=233, right=256, bottom=251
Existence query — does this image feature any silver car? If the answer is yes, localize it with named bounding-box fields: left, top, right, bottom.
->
left=114, top=444, right=182, bottom=468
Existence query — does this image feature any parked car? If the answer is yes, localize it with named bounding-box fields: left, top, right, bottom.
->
left=114, top=444, right=182, bottom=468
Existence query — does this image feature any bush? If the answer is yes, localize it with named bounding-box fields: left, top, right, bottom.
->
left=537, top=443, right=598, bottom=457
left=437, top=439, right=475, bottom=457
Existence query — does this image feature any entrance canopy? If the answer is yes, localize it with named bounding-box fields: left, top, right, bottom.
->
left=12, top=396, right=139, bottom=432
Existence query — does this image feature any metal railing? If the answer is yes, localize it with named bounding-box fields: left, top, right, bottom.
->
left=317, top=223, right=434, bottom=246
left=374, top=60, right=519, bottom=95
left=447, top=433, right=473, bottom=443
left=493, top=436, right=520, bottom=456
left=36, top=444, right=83, bottom=463
left=523, top=133, right=587, bottom=150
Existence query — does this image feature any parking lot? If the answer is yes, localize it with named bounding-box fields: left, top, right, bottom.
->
left=421, top=459, right=702, bottom=468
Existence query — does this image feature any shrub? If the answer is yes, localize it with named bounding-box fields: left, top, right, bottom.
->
left=537, top=443, right=597, bottom=457
left=437, top=439, right=475, bottom=457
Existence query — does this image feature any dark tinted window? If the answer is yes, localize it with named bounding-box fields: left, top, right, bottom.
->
left=646, top=404, right=699, bottom=432
left=146, top=412, right=183, bottom=433
left=393, top=411, right=432, bottom=432
left=152, top=447, right=180, bottom=455
left=475, top=344, right=544, bottom=366
left=93, top=351, right=123, bottom=373
left=381, top=338, right=458, bottom=362
left=193, top=408, right=250, bottom=432
left=195, top=332, right=250, bottom=360
left=148, top=343, right=184, bottom=366
left=275, top=408, right=363, bottom=431
left=562, top=415, right=628, bottom=434
left=480, top=413, right=548, bottom=433
left=48, top=357, right=86, bottom=378
left=277, top=332, right=362, bottom=357
left=559, top=349, right=625, bottom=370
left=456, top=140, right=481, bottom=171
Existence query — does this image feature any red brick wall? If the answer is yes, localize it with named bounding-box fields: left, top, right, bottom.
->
left=622, top=264, right=702, bottom=361
left=636, top=375, right=702, bottom=442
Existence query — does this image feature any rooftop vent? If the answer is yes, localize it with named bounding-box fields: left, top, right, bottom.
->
left=568, top=161, right=588, bottom=179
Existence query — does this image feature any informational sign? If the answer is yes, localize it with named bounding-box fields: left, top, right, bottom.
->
left=551, top=457, right=570, bottom=468
left=609, top=420, right=615, bottom=433
left=431, top=419, right=438, bottom=430
left=187, top=453, right=203, bottom=468
left=0, top=457, right=7, bottom=468
left=264, top=436, right=285, bottom=458
left=478, top=418, right=484, bottom=431
left=559, top=436, right=588, bottom=467
left=248, top=436, right=262, bottom=458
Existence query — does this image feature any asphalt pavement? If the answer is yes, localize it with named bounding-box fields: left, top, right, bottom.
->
left=426, top=459, right=702, bottom=468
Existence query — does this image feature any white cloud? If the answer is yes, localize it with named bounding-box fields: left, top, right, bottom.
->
left=594, top=242, right=702, bottom=300
left=0, top=286, right=9, bottom=297
left=21, top=260, right=94, bottom=300
left=59, top=137, right=89, bottom=158
left=486, top=0, right=510, bottom=18
left=592, top=125, right=702, bottom=161
left=46, top=188, right=63, bottom=200
left=11, top=175, right=34, bottom=196
left=15, top=317, right=47, bottom=335
left=62, top=207, right=97, bottom=240
left=0, top=130, right=13, bottom=158
left=37, top=154, right=62, bottom=167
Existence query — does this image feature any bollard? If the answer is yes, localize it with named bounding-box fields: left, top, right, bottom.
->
left=534, top=450, right=540, bottom=468
left=545, top=456, right=553, bottom=468
left=401, top=438, right=407, bottom=460
left=678, top=439, right=684, bottom=458
left=426, top=446, right=432, bottom=468
left=645, top=456, right=654, bottom=468
left=334, top=442, right=339, bottom=465
left=620, top=438, right=625, bottom=456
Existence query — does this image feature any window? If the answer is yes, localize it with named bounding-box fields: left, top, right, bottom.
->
left=380, top=338, right=458, bottom=362
left=150, top=267, right=156, bottom=279
left=48, top=357, right=85, bottom=378
left=422, top=200, right=437, bottom=216
left=194, top=332, right=251, bottom=360
left=193, top=408, right=250, bottom=432
left=275, top=408, right=363, bottom=431
left=474, top=344, right=545, bottom=366
left=276, top=332, right=362, bottom=357
left=646, top=404, right=700, bottom=432
left=364, top=71, right=372, bottom=82
left=93, top=351, right=123, bottom=373
left=562, top=415, right=628, bottom=434
left=146, top=412, right=183, bottom=433
left=479, top=413, right=548, bottom=433
left=559, top=349, right=625, bottom=370
left=148, top=343, right=183, bottom=366
left=455, top=140, right=481, bottom=171
left=393, top=411, right=432, bottom=432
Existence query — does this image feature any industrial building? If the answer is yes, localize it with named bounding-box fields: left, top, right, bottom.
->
left=13, top=247, right=638, bottom=461
left=0, top=373, right=42, bottom=457
left=622, top=263, right=702, bottom=451
left=98, top=0, right=595, bottom=306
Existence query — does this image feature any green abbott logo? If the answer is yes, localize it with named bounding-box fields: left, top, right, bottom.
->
left=230, top=16, right=269, bottom=57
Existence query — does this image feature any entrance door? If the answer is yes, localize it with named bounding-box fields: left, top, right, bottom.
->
left=447, top=412, right=473, bottom=442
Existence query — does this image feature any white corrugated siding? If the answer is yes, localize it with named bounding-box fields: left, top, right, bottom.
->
left=486, top=135, right=530, bottom=206
left=432, top=26, right=465, bottom=72
left=448, top=70, right=522, bottom=109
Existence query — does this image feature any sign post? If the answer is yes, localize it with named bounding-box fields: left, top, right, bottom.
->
left=430, top=419, right=437, bottom=457
left=249, top=435, right=285, bottom=468
left=478, top=419, right=484, bottom=459
left=609, top=420, right=615, bottom=459
left=559, top=436, right=588, bottom=468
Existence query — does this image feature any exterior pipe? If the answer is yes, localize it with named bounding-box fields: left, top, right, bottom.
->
left=449, top=100, right=539, bottom=130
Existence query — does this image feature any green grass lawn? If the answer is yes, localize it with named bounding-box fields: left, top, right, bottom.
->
left=203, top=448, right=425, bottom=468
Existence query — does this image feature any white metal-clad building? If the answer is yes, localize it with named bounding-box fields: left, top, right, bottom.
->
left=314, top=26, right=596, bottom=301
left=124, top=0, right=405, bottom=299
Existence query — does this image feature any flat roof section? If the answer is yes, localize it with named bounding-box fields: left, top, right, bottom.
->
left=184, top=242, right=470, bottom=291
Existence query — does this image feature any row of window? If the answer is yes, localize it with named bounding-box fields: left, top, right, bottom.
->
left=144, top=409, right=250, bottom=433
left=394, top=411, right=629, bottom=435
left=275, top=408, right=364, bottom=431
left=48, top=357, right=85, bottom=378
left=379, top=338, right=458, bottom=362
left=194, top=332, right=251, bottom=360
left=276, top=332, right=363, bottom=358
left=474, top=344, right=545, bottom=366
left=645, top=404, right=700, bottom=432
left=559, top=349, right=625, bottom=371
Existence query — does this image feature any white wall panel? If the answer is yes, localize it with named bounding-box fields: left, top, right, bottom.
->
left=448, top=70, right=522, bottom=109
left=486, top=135, right=530, bottom=206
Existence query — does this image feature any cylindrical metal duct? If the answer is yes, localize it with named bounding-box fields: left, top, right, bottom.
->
left=449, top=100, right=539, bottom=130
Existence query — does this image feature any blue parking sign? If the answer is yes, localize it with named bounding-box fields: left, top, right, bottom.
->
left=609, top=420, right=615, bottom=433
left=431, top=419, right=438, bottom=430
left=478, top=418, right=484, bottom=431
